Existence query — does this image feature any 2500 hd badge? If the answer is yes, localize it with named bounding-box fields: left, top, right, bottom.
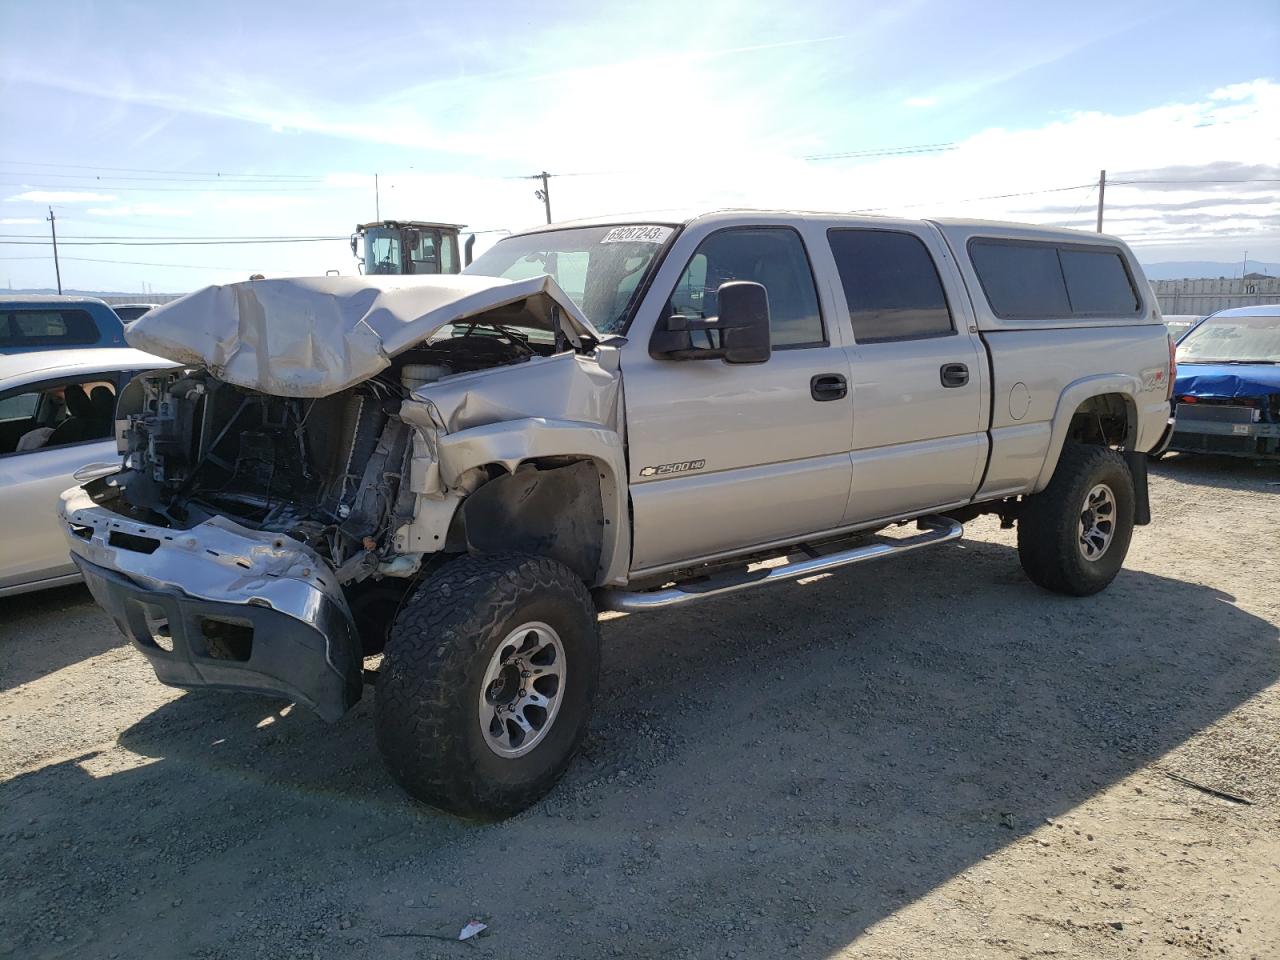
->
left=638, top=459, right=706, bottom=478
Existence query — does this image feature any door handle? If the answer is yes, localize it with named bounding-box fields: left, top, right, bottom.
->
left=939, top=363, right=969, bottom=388
left=810, top=373, right=848, bottom=401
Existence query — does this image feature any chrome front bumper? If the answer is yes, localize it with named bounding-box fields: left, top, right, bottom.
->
left=60, top=486, right=362, bottom=721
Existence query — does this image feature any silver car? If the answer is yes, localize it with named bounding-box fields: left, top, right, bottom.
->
left=0, top=348, right=170, bottom=596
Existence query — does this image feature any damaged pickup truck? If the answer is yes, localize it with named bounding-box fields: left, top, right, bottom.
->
left=62, top=211, right=1175, bottom=817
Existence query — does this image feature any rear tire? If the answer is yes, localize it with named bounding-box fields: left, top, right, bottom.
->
left=374, top=553, right=599, bottom=819
left=1017, top=443, right=1135, bottom=597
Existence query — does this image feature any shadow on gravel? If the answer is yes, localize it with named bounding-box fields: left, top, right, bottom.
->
left=0, top=583, right=117, bottom=691
left=2, top=534, right=1277, bottom=959
left=1153, top=451, right=1280, bottom=491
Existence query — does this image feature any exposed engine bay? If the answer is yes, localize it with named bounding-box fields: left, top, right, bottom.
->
left=58, top=271, right=627, bottom=728
left=93, top=327, right=549, bottom=586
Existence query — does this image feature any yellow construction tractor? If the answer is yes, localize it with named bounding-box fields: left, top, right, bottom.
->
left=350, top=221, right=474, bottom=275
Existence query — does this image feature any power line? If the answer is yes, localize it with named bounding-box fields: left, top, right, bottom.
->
left=1110, top=177, right=1280, bottom=185
left=500, top=170, right=615, bottom=180
left=847, top=176, right=1280, bottom=215
left=849, top=182, right=1096, bottom=213
left=0, top=254, right=261, bottom=270
left=804, top=142, right=957, bottom=161
left=0, top=171, right=329, bottom=185
left=0, top=230, right=511, bottom=244
left=0, top=233, right=351, bottom=240
left=0, top=181, right=347, bottom=194
left=1069, top=181, right=1098, bottom=220
left=0, top=237, right=348, bottom=247
left=0, top=159, right=323, bottom=179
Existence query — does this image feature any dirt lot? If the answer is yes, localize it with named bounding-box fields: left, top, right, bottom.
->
left=2, top=455, right=1278, bottom=960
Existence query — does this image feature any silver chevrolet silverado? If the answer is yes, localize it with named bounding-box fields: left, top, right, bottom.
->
left=61, top=210, right=1176, bottom=818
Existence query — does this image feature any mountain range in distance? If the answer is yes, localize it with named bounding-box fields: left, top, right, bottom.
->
left=1140, top=260, right=1278, bottom=281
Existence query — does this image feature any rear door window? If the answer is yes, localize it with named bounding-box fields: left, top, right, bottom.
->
left=827, top=229, right=955, bottom=342
left=0, top=309, right=99, bottom=348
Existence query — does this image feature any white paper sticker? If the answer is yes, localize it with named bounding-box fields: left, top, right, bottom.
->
left=600, top=225, right=673, bottom=244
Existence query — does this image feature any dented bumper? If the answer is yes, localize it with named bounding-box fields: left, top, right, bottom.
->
left=60, top=487, right=362, bottom=721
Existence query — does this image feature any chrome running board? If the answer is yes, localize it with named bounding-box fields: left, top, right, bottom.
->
left=597, top=516, right=963, bottom=613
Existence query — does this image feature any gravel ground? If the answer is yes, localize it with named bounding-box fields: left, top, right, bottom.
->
left=2, top=454, right=1278, bottom=960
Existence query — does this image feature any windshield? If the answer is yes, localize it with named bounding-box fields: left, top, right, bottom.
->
left=363, top=227, right=403, bottom=275
left=1177, top=312, right=1280, bottom=364
left=463, top=224, right=674, bottom=334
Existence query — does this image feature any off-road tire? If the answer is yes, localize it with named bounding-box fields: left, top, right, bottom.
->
left=1017, top=443, right=1135, bottom=597
left=374, top=553, right=600, bottom=819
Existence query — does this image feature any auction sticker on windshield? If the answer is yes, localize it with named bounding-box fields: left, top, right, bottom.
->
left=601, top=225, right=673, bottom=244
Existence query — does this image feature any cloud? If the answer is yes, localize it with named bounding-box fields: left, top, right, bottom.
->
left=0, top=217, right=41, bottom=224
left=1209, top=80, right=1272, bottom=102
left=4, top=191, right=118, bottom=203
left=904, top=96, right=938, bottom=108
left=103, top=75, right=1274, bottom=266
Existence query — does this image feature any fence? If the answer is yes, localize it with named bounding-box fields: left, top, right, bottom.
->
left=1154, top=277, right=1280, bottom=316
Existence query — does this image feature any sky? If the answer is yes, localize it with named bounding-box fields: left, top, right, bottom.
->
left=1, top=0, right=1277, bottom=293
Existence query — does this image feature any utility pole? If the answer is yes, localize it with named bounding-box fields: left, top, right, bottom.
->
left=534, top=171, right=552, bottom=223
left=374, top=174, right=381, bottom=221
left=1096, top=169, right=1106, bottom=233
left=47, top=206, right=62, bottom=294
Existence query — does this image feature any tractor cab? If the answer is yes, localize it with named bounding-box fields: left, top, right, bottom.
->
left=351, top=221, right=473, bottom=275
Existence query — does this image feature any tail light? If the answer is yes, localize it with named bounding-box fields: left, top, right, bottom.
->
left=1166, top=332, right=1176, bottom=401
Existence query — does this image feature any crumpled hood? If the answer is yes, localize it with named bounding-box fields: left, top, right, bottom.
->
left=1174, top=362, right=1280, bottom=400
left=124, top=273, right=602, bottom=397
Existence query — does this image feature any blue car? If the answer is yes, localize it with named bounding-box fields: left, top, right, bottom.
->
left=1170, top=304, right=1280, bottom=459
left=0, top=295, right=127, bottom=354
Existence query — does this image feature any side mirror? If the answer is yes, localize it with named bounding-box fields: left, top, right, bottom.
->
left=650, top=281, right=772, bottom=364
left=350, top=234, right=358, bottom=257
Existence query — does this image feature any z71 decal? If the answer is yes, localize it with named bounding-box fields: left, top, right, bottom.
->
left=1140, top=365, right=1168, bottom=392
left=639, top=459, right=706, bottom=478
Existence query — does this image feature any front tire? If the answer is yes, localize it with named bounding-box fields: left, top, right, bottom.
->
left=374, top=553, right=600, bottom=819
left=1017, top=443, right=1135, bottom=597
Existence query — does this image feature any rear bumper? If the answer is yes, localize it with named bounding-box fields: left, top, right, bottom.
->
left=60, top=487, right=362, bottom=721
left=1170, top=418, right=1280, bottom=459
left=1149, top=414, right=1177, bottom=457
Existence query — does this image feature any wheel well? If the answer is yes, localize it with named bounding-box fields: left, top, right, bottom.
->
left=452, top=458, right=605, bottom=581
left=1065, top=393, right=1135, bottom=449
